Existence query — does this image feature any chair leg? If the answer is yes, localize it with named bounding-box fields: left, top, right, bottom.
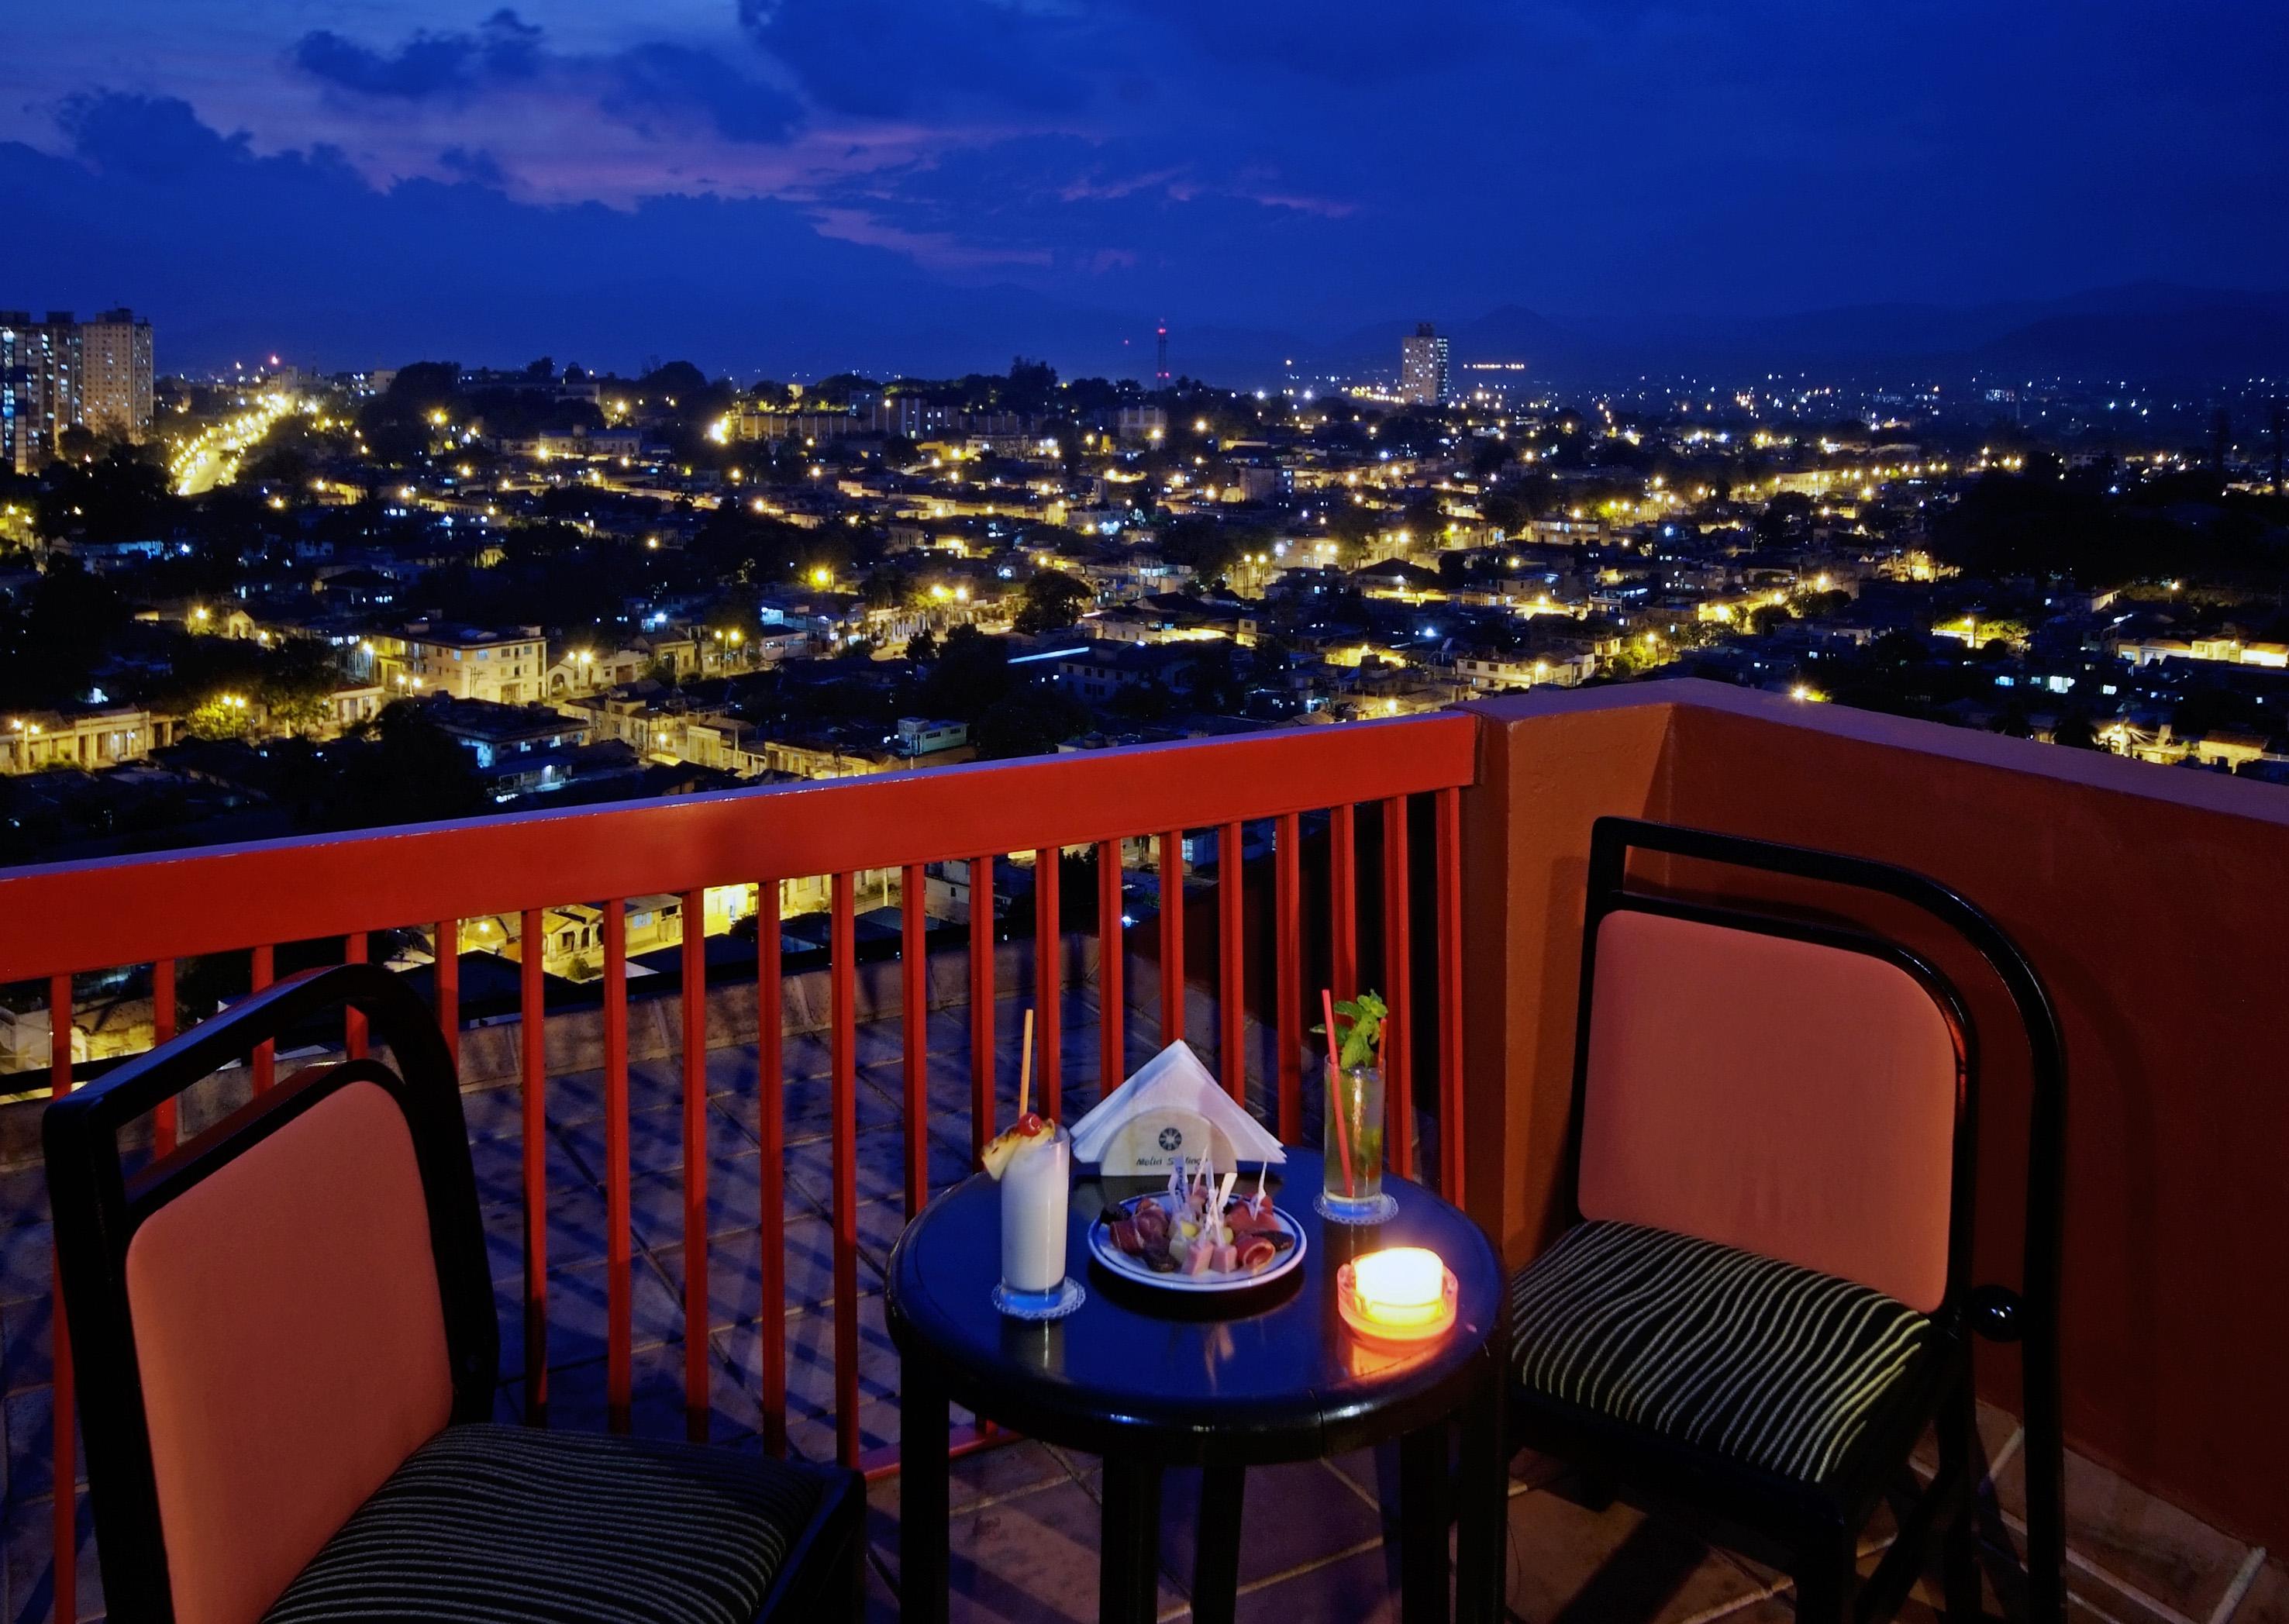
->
left=1791, top=1536, right=1856, bottom=1624
left=2021, top=1320, right=2069, bottom=1624
left=1940, top=1377, right=1984, bottom=1621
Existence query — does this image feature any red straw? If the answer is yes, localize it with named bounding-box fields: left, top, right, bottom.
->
left=1322, top=988, right=1354, bottom=1196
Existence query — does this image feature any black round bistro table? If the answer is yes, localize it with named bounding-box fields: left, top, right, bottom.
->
left=886, top=1150, right=1507, bottom=1624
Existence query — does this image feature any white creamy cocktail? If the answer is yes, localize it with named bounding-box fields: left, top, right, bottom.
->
left=982, top=1009, right=1085, bottom=1319
left=998, top=1123, right=1070, bottom=1295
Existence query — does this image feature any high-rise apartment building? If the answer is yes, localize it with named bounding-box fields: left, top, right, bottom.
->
left=30, top=312, right=80, bottom=448
left=79, top=308, right=153, bottom=436
left=0, top=314, right=54, bottom=475
left=1400, top=322, right=1450, bottom=405
left=0, top=307, right=153, bottom=467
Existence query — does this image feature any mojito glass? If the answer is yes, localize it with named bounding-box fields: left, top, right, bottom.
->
left=1320, top=1064, right=1392, bottom=1224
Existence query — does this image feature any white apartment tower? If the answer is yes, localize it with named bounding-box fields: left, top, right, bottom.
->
left=1400, top=322, right=1450, bottom=405
left=79, top=308, right=153, bottom=436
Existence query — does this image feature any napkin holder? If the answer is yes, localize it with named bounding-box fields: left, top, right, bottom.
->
left=1072, top=1040, right=1287, bottom=1176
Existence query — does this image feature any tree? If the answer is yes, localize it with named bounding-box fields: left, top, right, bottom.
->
left=1014, top=570, right=1091, bottom=634
left=36, top=445, right=174, bottom=543
left=1869, top=629, right=1927, bottom=667
left=2051, top=712, right=2105, bottom=751
left=638, top=360, right=708, bottom=399
left=921, top=624, right=1016, bottom=719
left=864, top=566, right=916, bottom=610
left=0, top=559, right=131, bottom=708
left=325, top=702, right=487, bottom=827
left=972, top=683, right=1091, bottom=759
left=1756, top=491, right=1815, bottom=543
left=184, top=694, right=255, bottom=741
left=905, top=628, right=940, bottom=664
left=259, top=638, right=344, bottom=737
left=1005, top=357, right=1058, bottom=412
left=1156, top=515, right=1253, bottom=583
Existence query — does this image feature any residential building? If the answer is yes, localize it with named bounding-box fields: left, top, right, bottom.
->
left=0, top=702, right=178, bottom=774
left=1401, top=322, right=1450, bottom=405
left=421, top=695, right=591, bottom=768
left=78, top=308, right=153, bottom=436
left=399, top=622, right=550, bottom=703
left=0, top=313, right=47, bottom=474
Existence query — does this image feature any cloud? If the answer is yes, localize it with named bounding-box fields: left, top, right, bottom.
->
left=600, top=43, right=801, bottom=146
left=739, top=0, right=1104, bottom=119
left=57, top=90, right=248, bottom=184
left=290, top=13, right=800, bottom=147
left=0, top=93, right=1132, bottom=378
left=291, top=9, right=541, bottom=101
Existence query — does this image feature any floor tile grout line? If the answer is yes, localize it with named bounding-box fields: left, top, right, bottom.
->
left=2210, top=1546, right=2268, bottom=1624
left=1986, top=1496, right=2209, bottom=1624
left=1324, top=1454, right=1386, bottom=1512
left=1228, top=1533, right=1391, bottom=1599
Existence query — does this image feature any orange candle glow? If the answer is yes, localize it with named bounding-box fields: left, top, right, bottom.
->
left=1351, top=1246, right=1446, bottom=1328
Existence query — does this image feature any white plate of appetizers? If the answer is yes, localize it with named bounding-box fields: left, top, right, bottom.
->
left=1087, top=1191, right=1308, bottom=1293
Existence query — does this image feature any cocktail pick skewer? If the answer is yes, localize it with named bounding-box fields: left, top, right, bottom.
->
left=1322, top=988, right=1355, bottom=1197
left=1255, top=1164, right=1267, bottom=1205
left=1018, top=1008, right=1035, bottom=1122
left=1219, top=1169, right=1236, bottom=1212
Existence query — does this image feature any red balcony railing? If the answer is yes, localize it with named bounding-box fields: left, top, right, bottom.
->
left=0, top=712, right=1477, bottom=1622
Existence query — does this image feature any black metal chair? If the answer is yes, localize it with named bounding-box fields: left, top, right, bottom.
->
left=46, top=961, right=864, bottom=1624
left=1505, top=817, right=2066, bottom=1623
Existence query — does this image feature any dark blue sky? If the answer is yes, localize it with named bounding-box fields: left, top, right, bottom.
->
left=5, top=2, right=2285, bottom=378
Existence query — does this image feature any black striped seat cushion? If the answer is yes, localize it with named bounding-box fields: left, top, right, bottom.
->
left=1509, top=1222, right=1931, bottom=1486
left=263, top=1423, right=824, bottom=1623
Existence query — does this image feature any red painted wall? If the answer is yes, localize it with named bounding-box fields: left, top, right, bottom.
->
left=1460, top=681, right=2289, bottom=1552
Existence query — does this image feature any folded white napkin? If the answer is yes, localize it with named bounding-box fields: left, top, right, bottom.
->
left=1070, top=1040, right=1287, bottom=1171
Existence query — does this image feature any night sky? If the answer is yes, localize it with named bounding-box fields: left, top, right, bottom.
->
left=5, top=2, right=2285, bottom=378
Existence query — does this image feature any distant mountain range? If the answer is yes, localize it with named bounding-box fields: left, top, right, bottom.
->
left=1150, top=283, right=2289, bottom=389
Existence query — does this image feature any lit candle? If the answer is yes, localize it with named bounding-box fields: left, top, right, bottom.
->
left=1351, top=1246, right=1446, bottom=1328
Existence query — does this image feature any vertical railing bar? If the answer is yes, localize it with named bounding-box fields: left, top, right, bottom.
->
left=152, top=957, right=178, bottom=1153
left=1034, top=847, right=1062, bottom=1120
left=967, top=857, right=996, bottom=1160
left=1275, top=812, right=1302, bottom=1143
left=1158, top=831, right=1185, bottom=1046
left=436, top=918, right=460, bottom=1079
left=519, top=906, right=550, bottom=1426
left=250, top=943, right=274, bottom=1091
left=1097, top=840, right=1124, bottom=1101
left=679, top=888, right=711, bottom=1440
left=1330, top=803, right=1358, bottom=1010
left=343, top=931, right=368, bottom=1060
left=602, top=898, right=633, bottom=1433
left=829, top=872, right=861, bottom=1468
left=1381, top=795, right=1414, bottom=1179
left=1436, top=786, right=1466, bottom=1205
left=48, top=973, right=74, bottom=1624
left=901, top=863, right=929, bottom=1219
left=757, top=880, right=788, bottom=1457
left=1219, top=820, right=1245, bottom=1105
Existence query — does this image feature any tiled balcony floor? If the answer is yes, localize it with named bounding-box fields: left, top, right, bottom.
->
left=0, top=988, right=2277, bottom=1622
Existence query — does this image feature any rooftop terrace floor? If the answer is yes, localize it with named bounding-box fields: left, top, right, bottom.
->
left=0, top=988, right=2277, bottom=1623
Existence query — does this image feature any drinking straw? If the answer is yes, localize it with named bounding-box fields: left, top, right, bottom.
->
left=1018, top=1007, right=1035, bottom=1122
left=1377, top=1018, right=1389, bottom=1177
left=1322, top=988, right=1354, bottom=1196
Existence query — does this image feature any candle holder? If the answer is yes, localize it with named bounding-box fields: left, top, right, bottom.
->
left=1336, top=1250, right=1458, bottom=1350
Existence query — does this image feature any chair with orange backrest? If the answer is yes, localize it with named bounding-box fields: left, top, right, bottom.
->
left=1505, top=817, right=2066, bottom=1624
left=47, top=961, right=864, bottom=1624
